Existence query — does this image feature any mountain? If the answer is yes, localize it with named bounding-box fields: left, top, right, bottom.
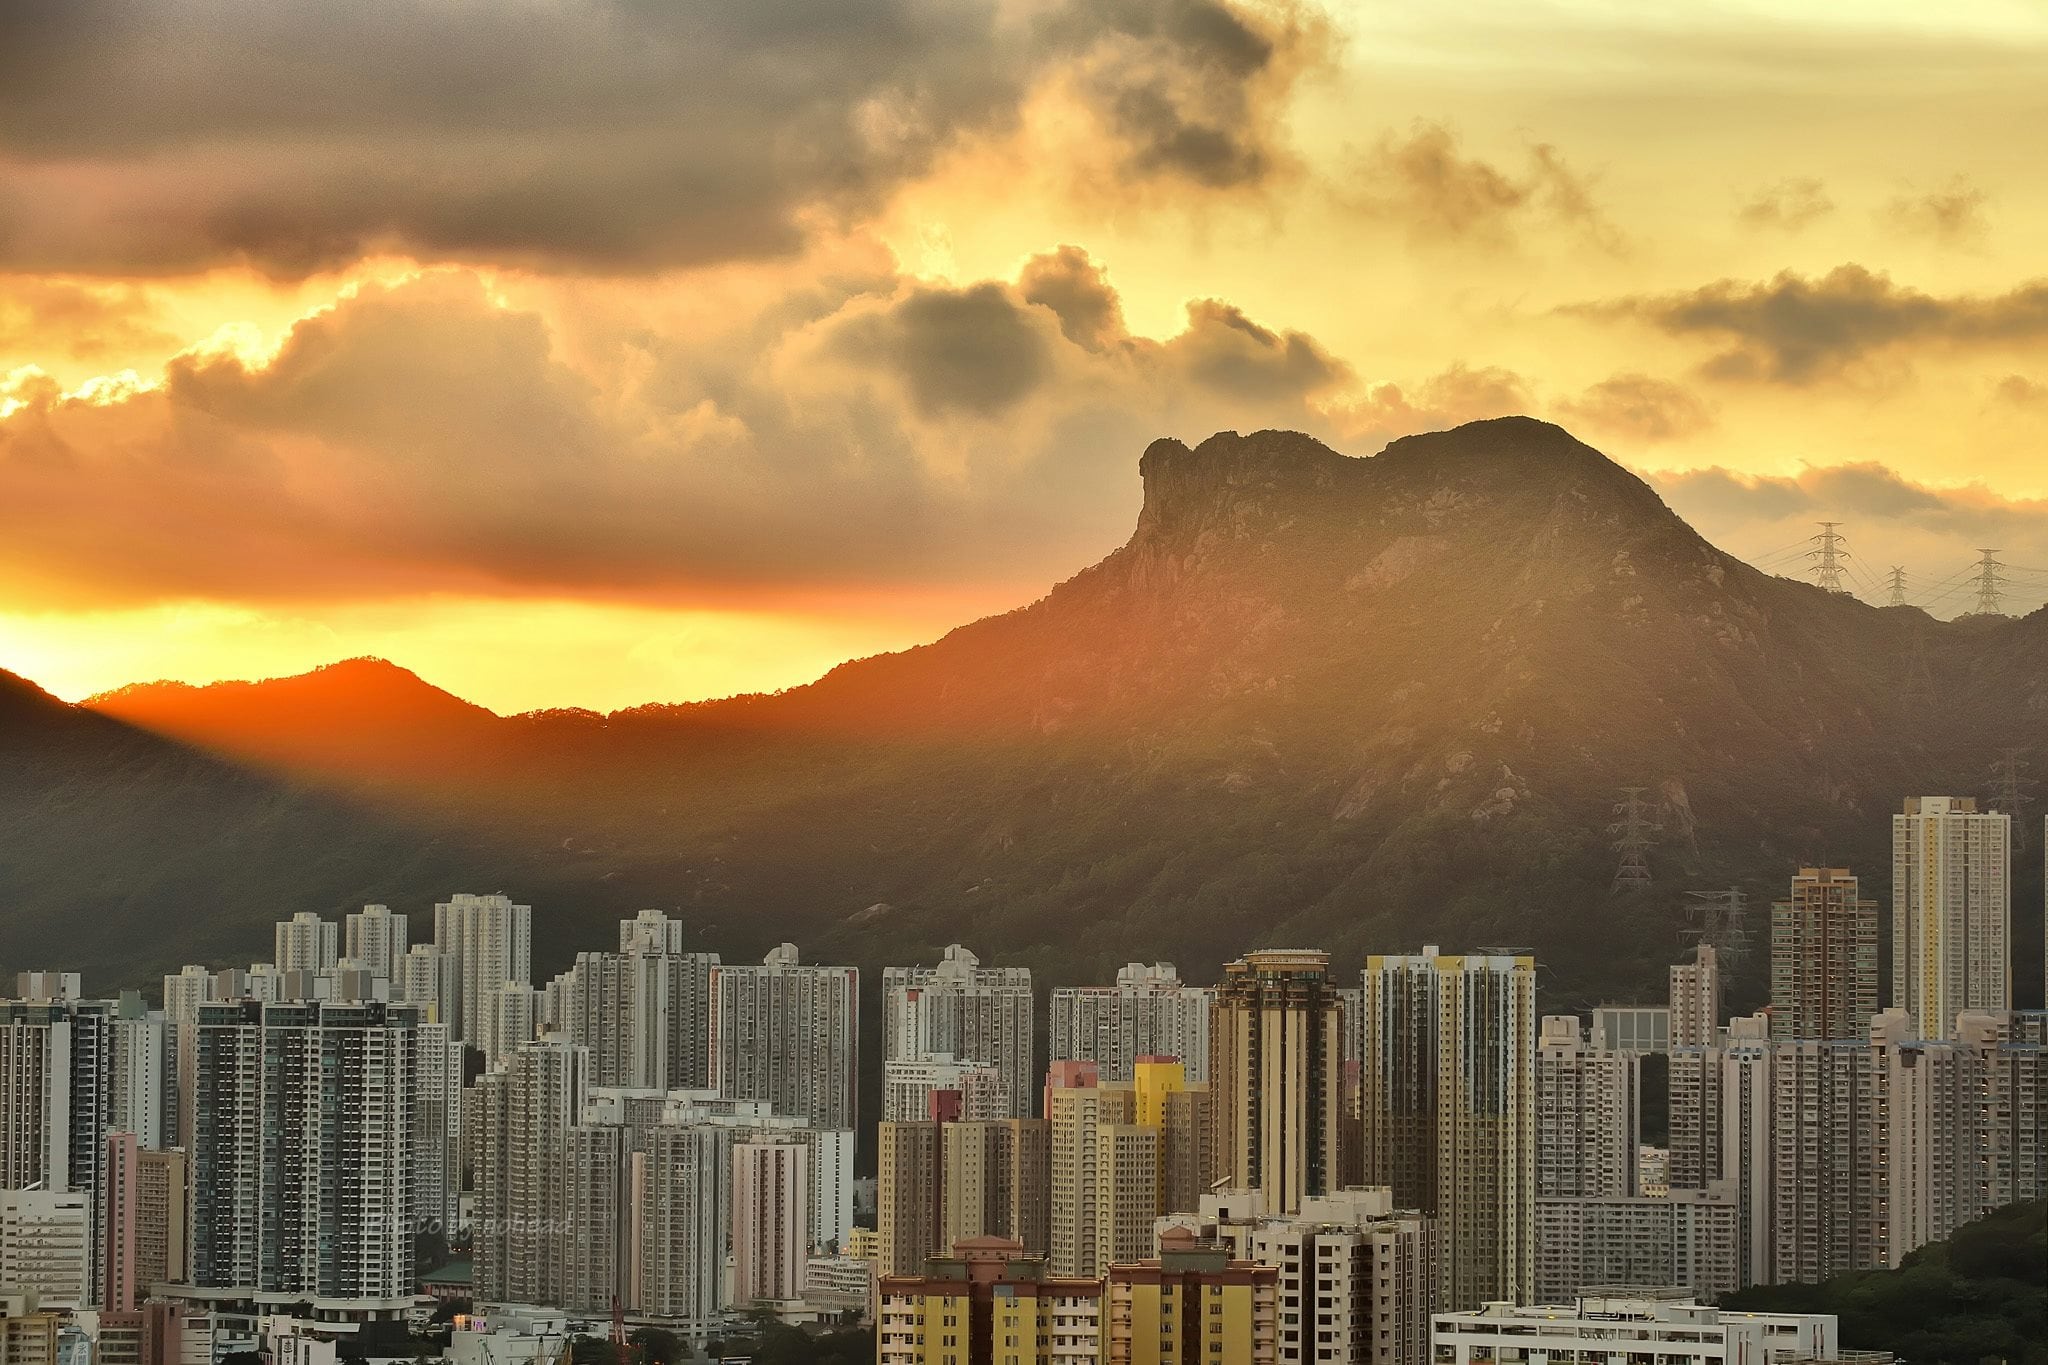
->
left=0, top=665, right=527, bottom=987
left=90, top=656, right=503, bottom=784
left=9, top=417, right=2047, bottom=1007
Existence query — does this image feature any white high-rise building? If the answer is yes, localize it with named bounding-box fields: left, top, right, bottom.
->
left=272, top=912, right=340, bottom=975
left=1359, top=948, right=1536, bottom=1310
left=0, top=1190, right=91, bottom=1308
left=1535, top=1015, right=1639, bottom=1199
left=1048, top=963, right=1213, bottom=1083
left=433, top=892, right=532, bottom=1057
left=882, top=1057, right=1007, bottom=1122
left=344, top=905, right=409, bottom=980
left=709, top=944, right=859, bottom=1130
left=395, top=943, right=457, bottom=1023
left=732, top=1138, right=810, bottom=1307
left=619, top=908, right=687, bottom=955
left=883, top=945, right=1033, bottom=1120
left=548, top=925, right=718, bottom=1091
left=1893, top=796, right=2011, bottom=1036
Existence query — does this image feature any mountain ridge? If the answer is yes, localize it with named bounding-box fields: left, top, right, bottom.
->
left=8, top=417, right=2045, bottom=1010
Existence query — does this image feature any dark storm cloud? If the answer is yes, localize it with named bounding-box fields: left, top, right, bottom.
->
left=835, top=282, right=1056, bottom=417
left=1570, top=265, right=2048, bottom=383
left=0, top=0, right=1326, bottom=278
left=1341, top=123, right=1618, bottom=249
left=1735, top=178, right=1835, bottom=231
left=1045, top=0, right=1329, bottom=191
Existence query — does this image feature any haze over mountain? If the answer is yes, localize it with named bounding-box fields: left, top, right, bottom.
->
left=10, top=418, right=2047, bottom=1008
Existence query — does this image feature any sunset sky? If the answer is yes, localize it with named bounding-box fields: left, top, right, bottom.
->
left=4, top=0, right=2047, bottom=713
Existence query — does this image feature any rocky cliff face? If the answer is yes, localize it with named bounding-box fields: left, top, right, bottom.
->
left=13, top=417, right=2047, bottom=1007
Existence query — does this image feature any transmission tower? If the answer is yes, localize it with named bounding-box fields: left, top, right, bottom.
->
left=1988, top=748, right=2037, bottom=852
left=1805, top=522, right=1852, bottom=593
left=1609, top=786, right=1660, bottom=894
left=1885, top=566, right=1909, bottom=607
left=1968, top=549, right=2008, bottom=616
left=1683, top=886, right=1751, bottom=965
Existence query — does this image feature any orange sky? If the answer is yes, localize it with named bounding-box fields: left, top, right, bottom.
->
left=3, top=0, right=2046, bottom=712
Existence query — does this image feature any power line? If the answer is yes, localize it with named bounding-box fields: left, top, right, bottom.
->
left=1884, top=566, right=1909, bottom=607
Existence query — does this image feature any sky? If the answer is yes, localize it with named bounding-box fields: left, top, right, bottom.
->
left=3, top=0, right=2047, bottom=713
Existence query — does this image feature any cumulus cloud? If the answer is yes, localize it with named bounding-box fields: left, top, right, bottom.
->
left=1328, top=364, right=1533, bottom=448
left=1554, top=373, right=1713, bottom=443
left=0, top=278, right=176, bottom=359
left=0, top=0, right=1328, bottom=278
left=1341, top=123, right=1619, bottom=250
left=1735, top=178, right=1834, bottom=231
left=1883, top=178, right=1991, bottom=246
left=1570, top=265, right=2048, bottom=383
left=0, top=248, right=1374, bottom=608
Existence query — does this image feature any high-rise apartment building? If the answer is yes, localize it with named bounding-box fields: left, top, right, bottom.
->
left=1211, top=949, right=1343, bottom=1216
left=1173, top=1188, right=1437, bottom=1365
left=344, top=905, right=408, bottom=980
left=1669, top=943, right=1721, bottom=1049
left=547, top=941, right=717, bottom=1091
left=1048, top=964, right=1213, bottom=1083
left=883, top=1058, right=1006, bottom=1123
left=394, top=944, right=457, bottom=1023
left=637, top=1123, right=737, bottom=1327
left=1103, top=1231, right=1280, bottom=1365
left=937, top=1118, right=1051, bottom=1258
left=0, top=1191, right=90, bottom=1308
left=557, top=1124, right=631, bottom=1314
left=883, top=945, right=1034, bottom=1120
left=1770, top=869, right=1878, bottom=1040
left=469, top=1035, right=586, bottom=1305
left=1893, top=797, right=2011, bottom=1036
left=1358, top=947, right=1536, bottom=1308
left=1049, top=1075, right=1136, bottom=1279
left=732, top=1138, right=811, bottom=1307
left=187, top=1000, right=424, bottom=1301
left=876, top=1237, right=1105, bottom=1365
left=98, top=1133, right=186, bottom=1312
left=273, top=912, right=340, bottom=975
left=1534, top=1015, right=1639, bottom=1199
left=877, top=1121, right=942, bottom=1279
left=708, top=944, right=859, bottom=1130
left=433, top=892, right=533, bottom=1060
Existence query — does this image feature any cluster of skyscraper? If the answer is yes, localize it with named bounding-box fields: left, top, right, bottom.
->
left=0, top=795, right=2042, bottom=1365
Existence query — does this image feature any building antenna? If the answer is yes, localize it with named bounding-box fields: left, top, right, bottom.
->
left=1805, top=522, right=1851, bottom=593
left=1609, top=787, right=1660, bottom=894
